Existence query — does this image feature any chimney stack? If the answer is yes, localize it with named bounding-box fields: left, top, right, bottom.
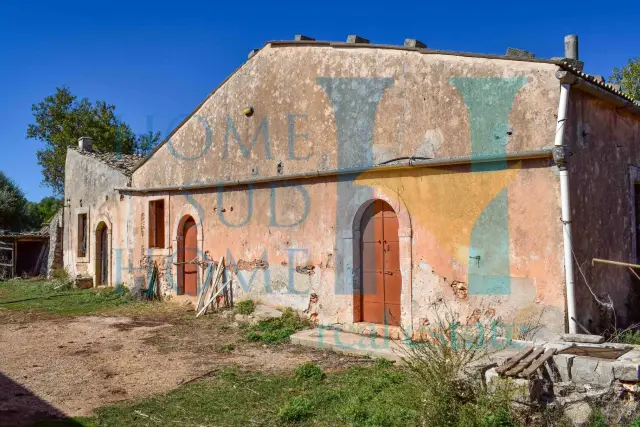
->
left=564, top=35, right=578, bottom=60
left=346, top=35, right=369, bottom=44
left=404, top=39, right=427, bottom=49
left=78, top=136, right=93, bottom=152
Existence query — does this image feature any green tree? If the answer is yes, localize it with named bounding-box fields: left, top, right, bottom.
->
left=137, top=129, right=162, bottom=156
left=610, top=58, right=640, bottom=101
left=0, top=172, right=28, bottom=231
left=0, top=172, right=62, bottom=231
left=24, top=197, right=63, bottom=228
left=34, top=196, right=63, bottom=223
left=27, top=87, right=161, bottom=196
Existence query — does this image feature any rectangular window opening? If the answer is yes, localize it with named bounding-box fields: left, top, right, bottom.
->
left=149, top=200, right=165, bottom=248
left=78, top=213, right=87, bottom=257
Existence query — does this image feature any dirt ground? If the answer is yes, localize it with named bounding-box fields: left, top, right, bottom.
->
left=0, top=304, right=362, bottom=426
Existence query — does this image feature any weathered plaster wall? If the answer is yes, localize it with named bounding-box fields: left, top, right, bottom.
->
left=356, top=160, right=565, bottom=332
left=133, top=45, right=561, bottom=188
left=125, top=45, right=569, bottom=334
left=63, top=149, right=131, bottom=286
left=126, top=160, right=565, bottom=334
left=566, top=89, right=640, bottom=332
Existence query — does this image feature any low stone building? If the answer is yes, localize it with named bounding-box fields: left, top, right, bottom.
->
left=62, top=142, right=144, bottom=287
left=62, top=34, right=640, bottom=337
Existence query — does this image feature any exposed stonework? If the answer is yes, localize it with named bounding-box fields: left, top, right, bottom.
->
left=68, top=146, right=144, bottom=177
left=234, top=259, right=269, bottom=272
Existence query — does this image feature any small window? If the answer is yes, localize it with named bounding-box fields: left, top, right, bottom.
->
left=149, top=200, right=165, bottom=248
left=78, top=213, right=87, bottom=257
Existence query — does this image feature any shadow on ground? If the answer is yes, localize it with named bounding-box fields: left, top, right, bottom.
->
left=0, top=372, right=84, bottom=427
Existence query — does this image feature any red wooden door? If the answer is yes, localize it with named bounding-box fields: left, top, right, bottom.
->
left=360, top=200, right=401, bottom=325
left=100, top=226, right=108, bottom=286
left=182, top=218, right=198, bottom=296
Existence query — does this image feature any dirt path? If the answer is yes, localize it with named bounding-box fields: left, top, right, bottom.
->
left=0, top=306, right=359, bottom=426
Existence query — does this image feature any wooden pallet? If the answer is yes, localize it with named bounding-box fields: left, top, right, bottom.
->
left=495, top=347, right=556, bottom=378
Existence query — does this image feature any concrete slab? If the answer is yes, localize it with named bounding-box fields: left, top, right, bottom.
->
left=292, top=329, right=640, bottom=387
left=291, top=328, right=406, bottom=363
left=292, top=328, right=526, bottom=366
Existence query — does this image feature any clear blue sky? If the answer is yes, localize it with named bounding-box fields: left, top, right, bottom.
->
left=1, top=0, right=638, bottom=201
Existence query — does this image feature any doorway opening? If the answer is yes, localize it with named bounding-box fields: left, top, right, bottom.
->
left=356, top=200, right=401, bottom=326
left=95, top=222, right=109, bottom=286
left=178, top=216, right=198, bottom=296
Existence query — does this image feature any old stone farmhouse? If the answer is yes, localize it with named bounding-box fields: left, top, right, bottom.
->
left=62, top=35, right=640, bottom=337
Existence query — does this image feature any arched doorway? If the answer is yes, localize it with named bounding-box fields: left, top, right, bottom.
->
left=178, top=216, right=198, bottom=296
left=358, top=200, right=401, bottom=326
left=95, top=222, right=109, bottom=286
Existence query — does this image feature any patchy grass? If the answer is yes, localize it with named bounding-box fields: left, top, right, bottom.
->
left=588, top=408, right=609, bottom=427
left=0, top=279, right=136, bottom=316
left=236, top=299, right=256, bottom=315
left=0, top=279, right=189, bottom=318
left=31, top=362, right=421, bottom=427
left=219, top=343, right=236, bottom=352
left=243, top=307, right=311, bottom=344
left=295, top=362, right=326, bottom=382
left=619, top=330, right=640, bottom=345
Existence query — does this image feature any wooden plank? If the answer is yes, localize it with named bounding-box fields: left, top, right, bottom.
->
left=197, top=257, right=223, bottom=312
left=195, top=263, right=214, bottom=312
left=205, top=262, right=225, bottom=313
left=495, top=346, right=534, bottom=375
left=519, top=348, right=556, bottom=378
left=196, top=279, right=230, bottom=317
left=504, top=348, right=544, bottom=377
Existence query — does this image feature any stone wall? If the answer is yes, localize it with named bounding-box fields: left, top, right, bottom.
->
left=46, top=209, right=63, bottom=278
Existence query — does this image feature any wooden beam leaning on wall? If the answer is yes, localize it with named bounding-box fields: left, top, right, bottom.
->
left=196, top=256, right=224, bottom=315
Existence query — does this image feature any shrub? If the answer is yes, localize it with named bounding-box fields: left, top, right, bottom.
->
left=606, top=321, right=640, bottom=345
left=458, top=386, right=520, bottom=427
left=245, top=307, right=310, bottom=344
left=278, top=396, right=314, bottom=422
left=295, top=362, right=325, bottom=382
left=236, top=299, right=256, bottom=315
left=619, top=330, right=640, bottom=345
left=398, top=298, right=518, bottom=426
left=374, top=358, right=394, bottom=369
